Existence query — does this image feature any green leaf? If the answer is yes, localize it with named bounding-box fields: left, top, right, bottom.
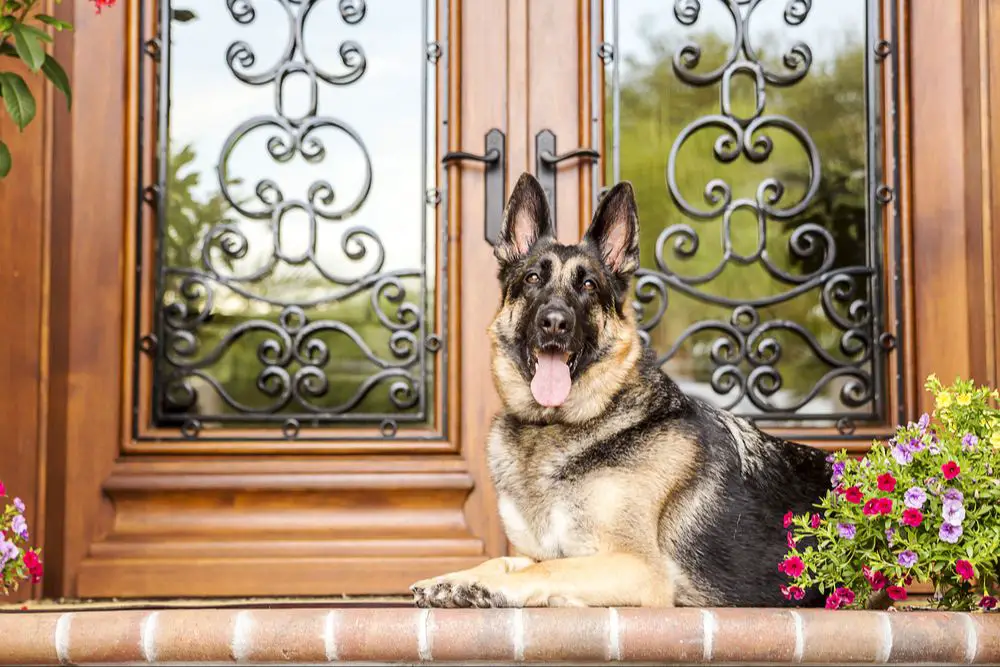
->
left=35, top=14, right=73, bottom=31
left=11, top=23, right=45, bottom=71
left=0, top=139, right=10, bottom=178
left=41, top=53, right=70, bottom=109
left=20, top=23, right=52, bottom=43
left=0, top=15, right=14, bottom=31
left=0, top=71, right=36, bottom=130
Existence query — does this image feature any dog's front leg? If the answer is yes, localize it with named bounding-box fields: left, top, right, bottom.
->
left=411, top=556, right=536, bottom=608
left=413, top=553, right=673, bottom=608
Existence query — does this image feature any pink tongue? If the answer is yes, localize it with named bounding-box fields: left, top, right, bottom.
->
left=530, top=352, right=572, bottom=407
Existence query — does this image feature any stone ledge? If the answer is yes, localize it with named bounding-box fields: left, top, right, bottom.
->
left=0, top=606, right=998, bottom=665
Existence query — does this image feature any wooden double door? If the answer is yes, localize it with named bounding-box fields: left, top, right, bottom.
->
left=1, top=0, right=998, bottom=599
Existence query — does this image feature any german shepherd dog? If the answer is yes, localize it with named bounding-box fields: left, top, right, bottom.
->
left=410, top=173, right=832, bottom=608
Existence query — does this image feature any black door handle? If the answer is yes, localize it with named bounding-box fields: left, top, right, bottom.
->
left=535, top=129, right=600, bottom=233
left=442, top=128, right=506, bottom=246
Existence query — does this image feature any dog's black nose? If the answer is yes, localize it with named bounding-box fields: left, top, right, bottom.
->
left=538, top=307, right=574, bottom=335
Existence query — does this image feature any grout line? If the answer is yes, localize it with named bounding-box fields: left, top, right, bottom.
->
left=701, top=609, right=715, bottom=663
left=418, top=608, right=432, bottom=661
left=877, top=612, right=892, bottom=663
left=607, top=607, right=621, bottom=661
left=54, top=612, right=73, bottom=666
left=512, top=608, right=525, bottom=661
left=324, top=610, right=338, bottom=662
left=789, top=610, right=804, bottom=663
left=231, top=610, right=252, bottom=663
left=962, top=612, right=978, bottom=664
left=141, top=611, right=160, bottom=663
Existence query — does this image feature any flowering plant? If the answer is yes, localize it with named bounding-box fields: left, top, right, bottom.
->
left=780, top=375, right=1000, bottom=611
left=1, top=480, right=43, bottom=594
left=0, top=0, right=115, bottom=178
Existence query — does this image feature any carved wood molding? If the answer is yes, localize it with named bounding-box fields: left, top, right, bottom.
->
left=75, top=458, right=485, bottom=597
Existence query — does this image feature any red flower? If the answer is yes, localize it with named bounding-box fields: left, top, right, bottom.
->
left=904, top=575, right=913, bottom=586
left=786, top=531, right=796, bottom=549
left=90, top=0, right=116, bottom=14
left=980, top=595, right=998, bottom=611
left=886, top=585, right=908, bottom=601
left=863, top=566, right=888, bottom=591
left=862, top=498, right=880, bottom=516
left=810, top=514, right=821, bottom=529
left=779, top=556, right=804, bottom=578
left=844, top=486, right=863, bottom=504
left=901, top=508, right=923, bottom=527
left=834, top=587, right=856, bottom=606
left=955, top=560, right=976, bottom=581
left=877, top=473, right=897, bottom=492
left=825, top=593, right=843, bottom=609
left=0, top=481, right=6, bottom=496
left=877, top=497, right=893, bottom=515
left=22, top=550, right=39, bottom=570
left=780, top=584, right=805, bottom=601
left=783, top=511, right=794, bottom=528
left=941, top=461, right=961, bottom=480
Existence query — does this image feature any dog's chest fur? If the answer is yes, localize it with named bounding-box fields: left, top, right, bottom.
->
left=487, top=419, right=640, bottom=562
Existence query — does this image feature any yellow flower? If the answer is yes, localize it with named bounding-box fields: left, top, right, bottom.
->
left=936, top=391, right=953, bottom=409
left=991, top=430, right=1000, bottom=449
left=957, top=393, right=972, bottom=406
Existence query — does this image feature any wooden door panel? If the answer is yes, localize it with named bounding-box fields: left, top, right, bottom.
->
left=43, top=0, right=509, bottom=598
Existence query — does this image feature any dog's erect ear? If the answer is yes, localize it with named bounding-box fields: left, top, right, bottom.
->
left=494, top=172, right=554, bottom=266
left=583, top=181, right=640, bottom=278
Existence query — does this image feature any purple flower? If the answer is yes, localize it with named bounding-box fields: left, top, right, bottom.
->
left=10, top=514, right=28, bottom=539
left=892, top=444, right=913, bottom=465
left=944, top=488, right=964, bottom=504
left=826, top=453, right=835, bottom=463
left=918, top=413, right=930, bottom=431
left=12, top=497, right=24, bottom=513
left=904, top=486, right=927, bottom=509
left=897, top=550, right=919, bottom=568
left=837, top=523, right=856, bottom=540
left=939, top=522, right=964, bottom=544
left=905, top=437, right=926, bottom=453
left=943, top=499, right=966, bottom=526
left=831, top=461, right=846, bottom=483
left=962, top=434, right=979, bottom=449
left=886, top=527, right=897, bottom=546
left=0, top=537, right=18, bottom=569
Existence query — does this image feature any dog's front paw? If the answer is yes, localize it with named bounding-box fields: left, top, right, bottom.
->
left=410, top=577, right=509, bottom=608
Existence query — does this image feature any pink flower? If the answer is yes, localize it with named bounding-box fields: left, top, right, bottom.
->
left=941, top=461, right=961, bottom=480
left=783, top=511, right=793, bottom=529
left=862, top=498, right=880, bottom=516
left=779, top=556, right=804, bottom=578
left=877, top=473, right=897, bottom=492
left=901, top=508, right=923, bottom=527
left=980, top=595, right=998, bottom=610
left=825, top=594, right=842, bottom=609
left=887, top=585, right=908, bottom=601
left=955, top=560, right=976, bottom=581
left=0, top=480, right=5, bottom=497
left=863, top=566, right=887, bottom=591
left=835, top=587, right=856, bottom=606
left=810, top=514, right=821, bottom=529
left=780, top=584, right=805, bottom=601
left=877, top=497, right=893, bottom=515
left=786, top=531, right=796, bottom=549
left=844, top=486, right=863, bottom=504
left=91, top=0, right=116, bottom=14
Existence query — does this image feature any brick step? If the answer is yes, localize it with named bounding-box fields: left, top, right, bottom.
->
left=1, top=606, right=998, bottom=665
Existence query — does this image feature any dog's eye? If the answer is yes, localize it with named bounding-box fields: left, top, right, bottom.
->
left=582, top=279, right=597, bottom=292
left=525, top=272, right=541, bottom=285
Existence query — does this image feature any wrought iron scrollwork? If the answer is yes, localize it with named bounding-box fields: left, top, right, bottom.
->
left=598, top=0, right=898, bottom=429
left=143, top=0, right=443, bottom=438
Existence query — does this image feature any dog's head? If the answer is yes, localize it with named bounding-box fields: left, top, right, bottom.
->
left=488, top=172, right=643, bottom=421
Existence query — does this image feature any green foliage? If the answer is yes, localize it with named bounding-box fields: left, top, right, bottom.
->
left=0, top=0, right=80, bottom=179
left=781, top=376, right=1000, bottom=611
left=614, top=28, right=869, bottom=399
